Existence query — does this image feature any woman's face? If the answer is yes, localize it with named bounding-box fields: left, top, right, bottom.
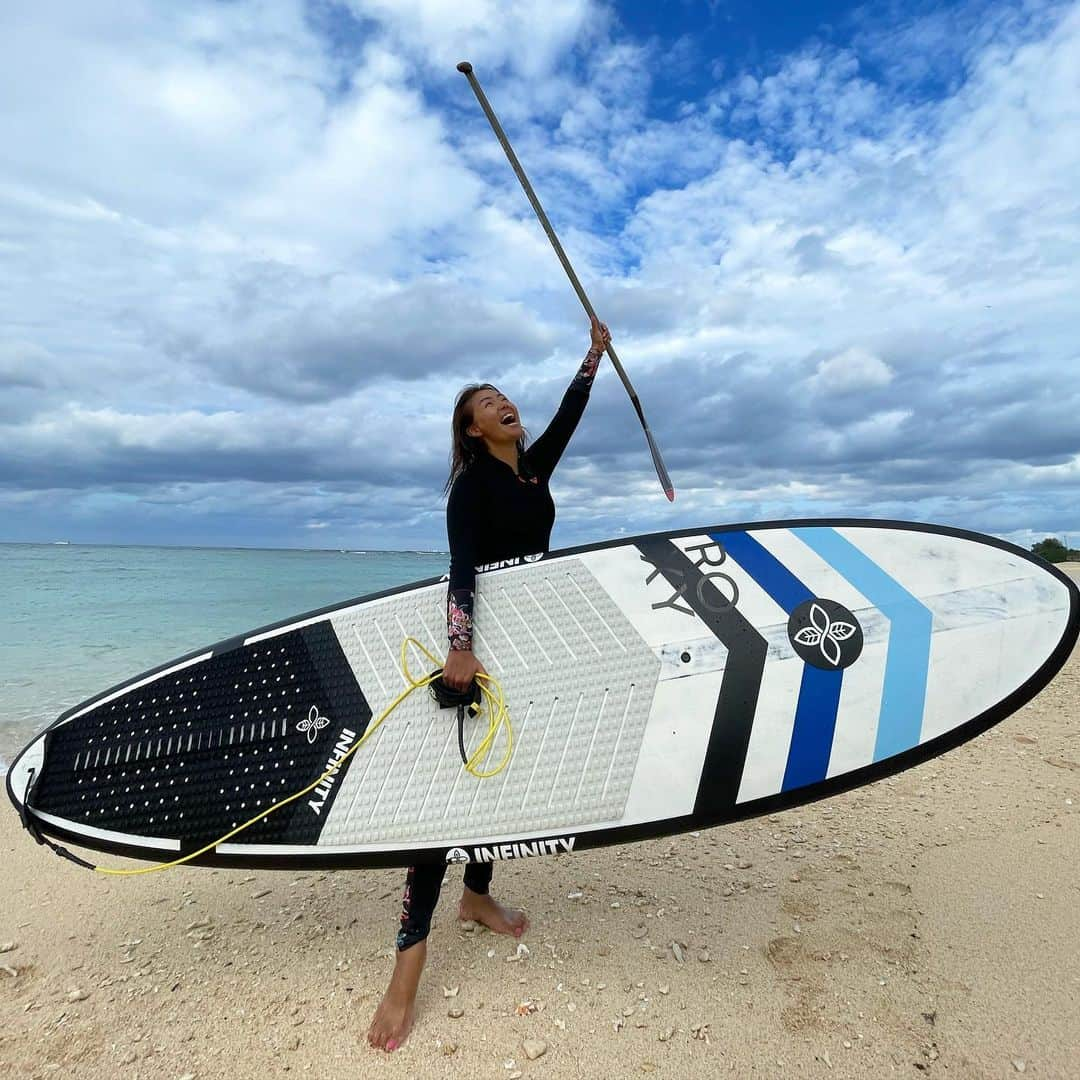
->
left=466, top=386, right=522, bottom=444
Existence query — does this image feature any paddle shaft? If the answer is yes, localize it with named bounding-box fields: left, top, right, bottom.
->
left=456, top=61, right=674, bottom=501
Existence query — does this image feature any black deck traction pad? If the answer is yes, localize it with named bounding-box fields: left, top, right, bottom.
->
left=31, top=622, right=372, bottom=847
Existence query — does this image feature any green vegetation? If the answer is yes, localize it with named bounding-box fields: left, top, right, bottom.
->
left=1031, top=537, right=1080, bottom=563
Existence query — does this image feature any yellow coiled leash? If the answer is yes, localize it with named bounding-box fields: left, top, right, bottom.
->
left=89, top=637, right=512, bottom=876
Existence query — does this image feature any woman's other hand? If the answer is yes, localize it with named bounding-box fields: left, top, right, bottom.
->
left=442, top=648, right=487, bottom=691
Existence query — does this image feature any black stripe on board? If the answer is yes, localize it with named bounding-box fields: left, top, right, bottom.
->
left=636, top=537, right=768, bottom=818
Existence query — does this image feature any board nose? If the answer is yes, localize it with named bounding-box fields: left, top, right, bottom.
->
left=6, top=733, right=46, bottom=810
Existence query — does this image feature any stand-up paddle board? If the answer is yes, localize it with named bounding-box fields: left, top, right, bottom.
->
left=7, top=519, right=1078, bottom=870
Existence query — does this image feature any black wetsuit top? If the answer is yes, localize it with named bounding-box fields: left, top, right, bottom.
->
left=445, top=348, right=601, bottom=651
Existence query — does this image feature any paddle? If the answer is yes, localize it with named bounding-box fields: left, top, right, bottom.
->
left=457, top=61, right=675, bottom=502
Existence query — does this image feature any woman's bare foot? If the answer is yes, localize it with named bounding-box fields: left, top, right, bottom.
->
left=459, top=886, right=529, bottom=937
left=367, top=940, right=426, bottom=1051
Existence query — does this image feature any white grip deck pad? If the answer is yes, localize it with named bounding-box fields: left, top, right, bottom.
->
left=319, top=559, right=660, bottom=845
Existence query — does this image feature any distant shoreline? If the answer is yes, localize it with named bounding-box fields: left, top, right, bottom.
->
left=0, top=541, right=450, bottom=555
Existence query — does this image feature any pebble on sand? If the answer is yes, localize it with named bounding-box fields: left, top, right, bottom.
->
left=523, top=1038, right=548, bottom=1060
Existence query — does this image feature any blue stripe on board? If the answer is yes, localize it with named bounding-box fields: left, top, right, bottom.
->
left=714, top=531, right=814, bottom=613
left=793, top=527, right=932, bottom=760
left=711, top=530, right=843, bottom=793
left=784, top=666, right=844, bottom=790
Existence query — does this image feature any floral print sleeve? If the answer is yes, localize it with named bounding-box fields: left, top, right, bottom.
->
left=446, top=472, right=478, bottom=652
left=447, top=588, right=474, bottom=651
left=571, top=344, right=603, bottom=392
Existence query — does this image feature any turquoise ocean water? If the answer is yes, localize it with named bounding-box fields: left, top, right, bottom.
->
left=0, top=543, right=449, bottom=771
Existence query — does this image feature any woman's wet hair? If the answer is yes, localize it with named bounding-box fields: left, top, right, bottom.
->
left=445, top=383, right=528, bottom=493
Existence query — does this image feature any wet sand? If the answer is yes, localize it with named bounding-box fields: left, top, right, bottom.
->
left=2, top=566, right=1077, bottom=1079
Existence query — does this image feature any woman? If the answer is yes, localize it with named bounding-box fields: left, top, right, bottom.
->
left=367, top=314, right=611, bottom=1052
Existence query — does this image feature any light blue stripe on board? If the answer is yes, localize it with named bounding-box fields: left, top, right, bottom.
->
left=792, top=527, right=933, bottom=760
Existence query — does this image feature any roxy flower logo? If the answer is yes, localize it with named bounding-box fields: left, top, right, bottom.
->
left=297, top=705, right=330, bottom=743
left=793, top=602, right=857, bottom=668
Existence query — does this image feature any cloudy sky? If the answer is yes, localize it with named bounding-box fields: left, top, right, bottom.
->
left=1, top=0, right=1077, bottom=553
